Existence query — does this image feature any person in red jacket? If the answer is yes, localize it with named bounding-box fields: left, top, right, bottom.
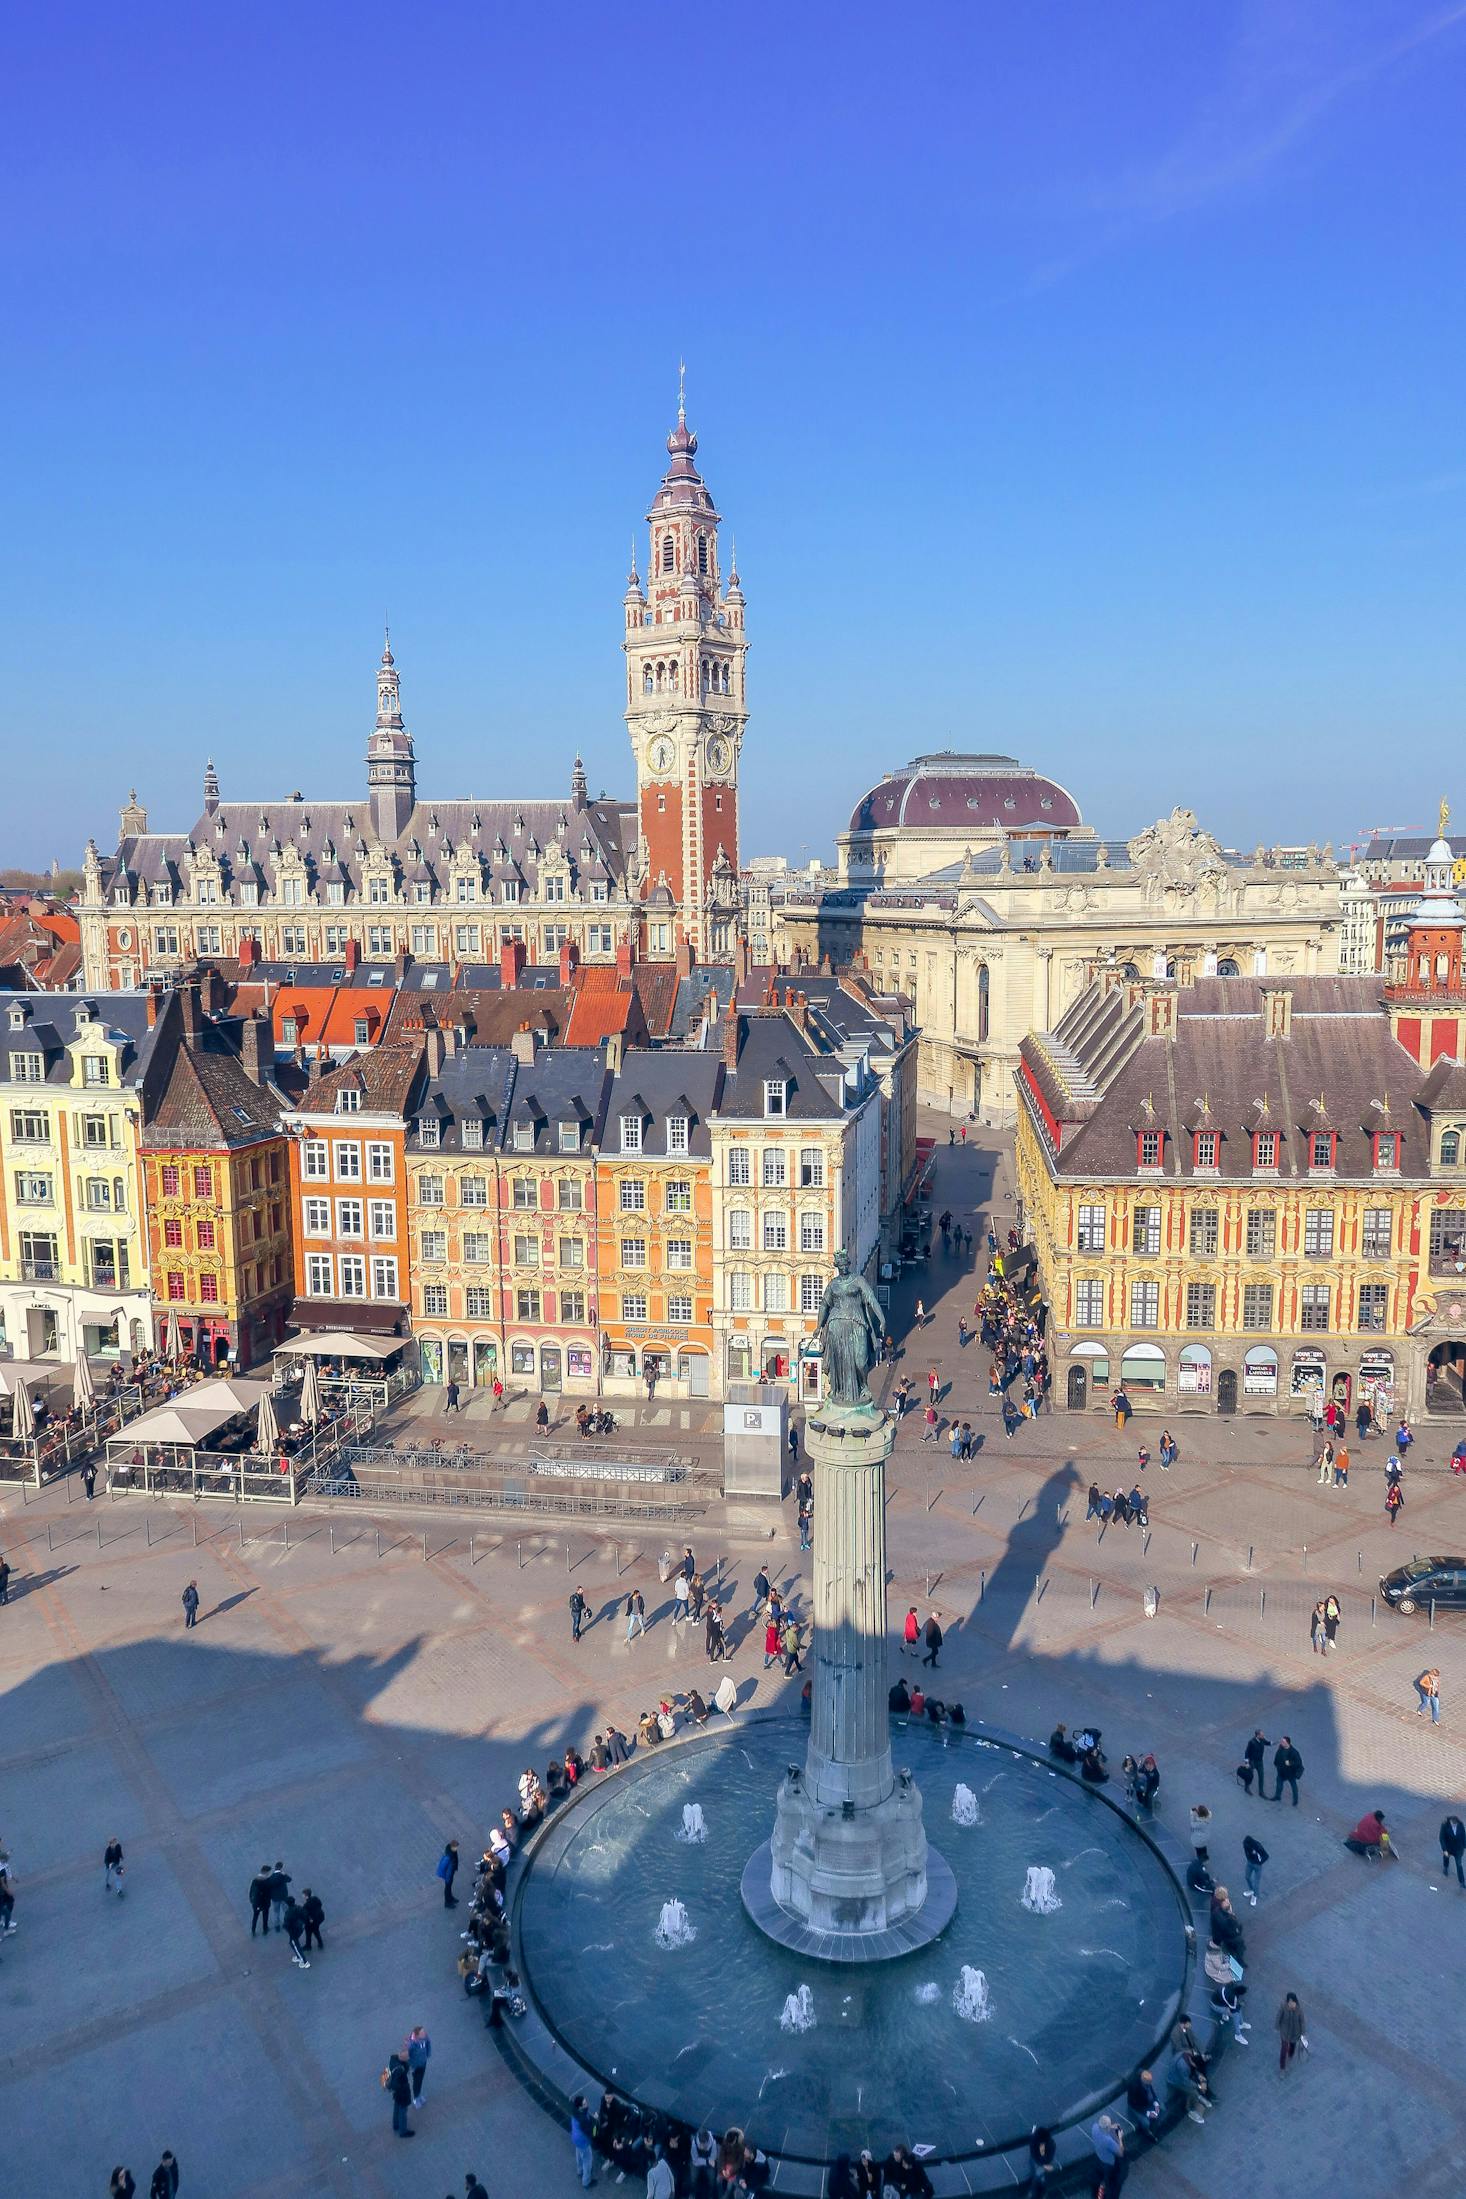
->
left=1345, top=1809, right=1397, bottom=1860
left=763, top=1618, right=782, bottom=1670
left=902, top=1606, right=920, bottom=1658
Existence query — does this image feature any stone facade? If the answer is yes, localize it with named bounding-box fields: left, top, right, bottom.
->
left=774, top=804, right=1344, bottom=1122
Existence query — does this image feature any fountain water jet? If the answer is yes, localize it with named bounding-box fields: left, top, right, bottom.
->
left=779, top=1984, right=817, bottom=2033
left=654, top=1898, right=697, bottom=1949
left=952, top=1785, right=980, bottom=1827
left=952, top=1966, right=992, bottom=2022
left=676, top=1803, right=707, bottom=1844
left=1021, top=1867, right=1062, bottom=1915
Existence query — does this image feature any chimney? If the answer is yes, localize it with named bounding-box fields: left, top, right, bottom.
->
left=343, top=938, right=360, bottom=973
left=735, top=937, right=750, bottom=984
left=425, top=1027, right=446, bottom=1076
left=794, top=990, right=809, bottom=1032
left=146, top=988, right=159, bottom=1028
left=616, top=936, right=634, bottom=979
left=1147, top=991, right=1179, bottom=1040
left=1265, top=988, right=1293, bottom=1041
left=239, top=1012, right=269, bottom=1085
left=501, top=937, right=527, bottom=988
left=238, top=936, right=259, bottom=970
left=511, top=1024, right=537, bottom=1066
left=723, top=997, right=741, bottom=1069
left=606, top=1031, right=624, bottom=1073
left=559, top=938, right=580, bottom=987
left=394, top=948, right=409, bottom=981
left=180, top=981, right=204, bottom=1042
left=674, top=936, right=694, bottom=980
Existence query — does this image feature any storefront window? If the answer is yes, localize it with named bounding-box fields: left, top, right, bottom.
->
left=419, top=1337, right=444, bottom=1385
left=1290, top=1350, right=1325, bottom=1399
left=511, top=1341, right=536, bottom=1376
left=1243, top=1346, right=1278, bottom=1396
left=1178, top=1344, right=1212, bottom=1396
left=567, top=1347, right=594, bottom=1382
left=1120, top=1344, right=1166, bottom=1391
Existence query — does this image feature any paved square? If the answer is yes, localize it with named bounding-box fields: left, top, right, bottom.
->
left=4, top=1128, right=1466, bottom=2198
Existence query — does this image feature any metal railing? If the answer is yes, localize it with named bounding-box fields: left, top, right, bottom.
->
left=344, top=1436, right=707, bottom=1484
left=304, top=1464, right=705, bottom=1524
left=0, top=1383, right=152, bottom=1489
left=102, top=1403, right=377, bottom=1507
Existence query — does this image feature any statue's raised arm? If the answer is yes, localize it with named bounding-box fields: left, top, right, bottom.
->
left=815, top=1249, right=887, bottom=1408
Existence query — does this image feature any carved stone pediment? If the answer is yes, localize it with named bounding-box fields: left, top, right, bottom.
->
left=1126, top=809, right=1230, bottom=894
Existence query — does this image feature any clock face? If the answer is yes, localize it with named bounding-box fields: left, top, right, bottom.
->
left=707, top=735, right=733, bottom=777
left=648, top=736, right=676, bottom=776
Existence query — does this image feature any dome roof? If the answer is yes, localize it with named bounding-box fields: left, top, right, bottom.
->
left=847, top=753, right=1083, bottom=836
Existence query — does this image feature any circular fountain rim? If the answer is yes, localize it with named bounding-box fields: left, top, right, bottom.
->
left=495, top=1710, right=1205, bottom=2191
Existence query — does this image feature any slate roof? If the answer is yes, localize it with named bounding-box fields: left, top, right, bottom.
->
left=100, top=777, right=638, bottom=906
left=383, top=989, right=573, bottom=1048
left=292, top=1042, right=427, bottom=1120
left=604, top=1051, right=723, bottom=1157
left=1021, top=976, right=1439, bottom=1181
left=0, top=992, right=168, bottom=1088
left=498, top=1049, right=612, bottom=1158
left=718, top=1012, right=848, bottom=1122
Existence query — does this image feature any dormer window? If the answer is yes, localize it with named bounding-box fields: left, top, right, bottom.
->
left=82, top=1055, right=111, bottom=1087
left=1309, top=1131, right=1335, bottom=1170
left=668, top=1115, right=690, bottom=1154
left=513, top=1120, right=534, bottom=1152
left=1194, top=1130, right=1218, bottom=1171
left=419, top=1118, right=440, bottom=1148
left=558, top=1120, right=580, bottom=1154
left=7, top=1005, right=25, bottom=1031
left=764, top=1079, right=787, bottom=1119
left=1443, top=1129, right=1462, bottom=1167
left=1253, top=1131, right=1278, bottom=1171
left=1137, top=1129, right=1163, bottom=1170
left=354, top=1018, right=370, bottom=1046
left=620, top=1113, right=642, bottom=1154
left=1374, top=1131, right=1399, bottom=1171
left=335, top=1089, right=361, bottom=1114
left=280, top=1018, right=298, bottom=1045
left=461, top=1117, right=484, bottom=1150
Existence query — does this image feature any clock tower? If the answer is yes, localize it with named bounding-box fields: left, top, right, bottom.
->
left=624, top=374, right=747, bottom=960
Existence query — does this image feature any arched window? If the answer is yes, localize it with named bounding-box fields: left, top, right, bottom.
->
left=643, top=667, right=654, bottom=695
left=655, top=662, right=665, bottom=691
left=1217, top=957, right=1240, bottom=977
left=697, top=534, right=708, bottom=575
left=1443, top=1129, right=1462, bottom=1166
left=661, top=534, right=675, bottom=573
left=701, top=660, right=710, bottom=693
left=720, top=663, right=730, bottom=693
left=669, top=662, right=679, bottom=691
left=1120, top=961, right=1141, bottom=981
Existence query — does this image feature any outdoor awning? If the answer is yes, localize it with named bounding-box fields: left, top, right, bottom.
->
left=278, top=1331, right=402, bottom=1363
left=0, top=1359, right=72, bottom=1396
left=120, top=1377, right=272, bottom=1449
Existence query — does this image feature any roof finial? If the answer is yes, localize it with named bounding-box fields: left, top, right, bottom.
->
left=1442, top=795, right=1452, bottom=839
left=677, top=357, right=686, bottom=425
left=381, top=615, right=394, bottom=668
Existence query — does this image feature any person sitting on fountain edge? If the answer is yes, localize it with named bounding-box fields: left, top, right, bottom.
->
left=889, top=1675, right=911, bottom=1716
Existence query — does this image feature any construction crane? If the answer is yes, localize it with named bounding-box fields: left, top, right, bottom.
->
left=1347, top=823, right=1421, bottom=861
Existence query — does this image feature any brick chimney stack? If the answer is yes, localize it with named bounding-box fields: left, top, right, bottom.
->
left=723, top=997, right=741, bottom=1070
left=238, top=937, right=259, bottom=970
left=343, top=938, right=360, bottom=972
left=616, top=936, right=635, bottom=978
left=674, top=936, right=694, bottom=980
left=239, top=1012, right=269, bottom=1085
left=500, top=937, right=527, bottom=988
left=511, top=1024, right=537, bottom=1066
left=559, top=938, right=580, bottom=987
left=180, top=981, right=204, bottom=1042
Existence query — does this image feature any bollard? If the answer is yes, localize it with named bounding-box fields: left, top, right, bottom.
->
left=192, top=1515, right=198, bottom=1547
left=1090, top=1579, right=1098, bottom=1610
left=239, top=1519, right=245, bottom=1548
left=284, top=1519, right=290, bottom=1552
left=1247, top=1545, right=1254, bottom=1571
left=376, top=1530, right=382, bottom=1558
left=97, top=1519, right=102, bottom=1549
left=1371, top=1595, right=1377, bottom=1627
left=1260, top=1588, right=1266, bottom=1617
left=329, top=1524, right=335, bottom=1556
left=1204, top=1587, right=1212, bottom=1615
left=980, top=1569, right=986, bottom=1600
left=423, top=1532, right=428, bottom=1562
left=146, top=1517, right=152, bottom=1547
left=566, top=1543, right=571, bottom=1574
left=1191, top=1542, right=1199, bottom=1566
left=1357, top=1549, right=1362, bottom=1573
left=47, top=1520, right=54, bottom=1552
left=1430, top=1599, right=1436, bottom=1631
left=517, top=1541, right=523, bottom=1569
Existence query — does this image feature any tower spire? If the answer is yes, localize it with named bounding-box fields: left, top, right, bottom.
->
left=677, top=357, right=686, bottom=425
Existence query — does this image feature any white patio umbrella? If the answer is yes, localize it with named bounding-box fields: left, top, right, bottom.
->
left=73, top=1354, right=96, bottom=1412
left=256, top=1388, right=280, bottom=1455
left=10, top=1377, right=35, bottom=1443
left=299, top=1356, right=322, bottom=1424
left=164, top=1307, right=183, bottom=1361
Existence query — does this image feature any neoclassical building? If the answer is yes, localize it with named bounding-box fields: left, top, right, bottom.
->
left=772, top=760, right=1344, bottom=1119
left=75, top=389, right=747, bottom=989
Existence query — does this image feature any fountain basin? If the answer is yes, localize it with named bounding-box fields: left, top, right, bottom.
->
left=504, top=1715, right=1195, bottom=2175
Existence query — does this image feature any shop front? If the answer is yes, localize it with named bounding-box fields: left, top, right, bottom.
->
left=1243, top=1345, right=1279, bottom=1402
left=1290, top=1348, right=1326, bottom=1412
left=1177, top=1343, right=1213, bottom=1399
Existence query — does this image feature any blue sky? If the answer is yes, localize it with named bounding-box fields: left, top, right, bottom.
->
left=4, top=1, right=1464, bottom=868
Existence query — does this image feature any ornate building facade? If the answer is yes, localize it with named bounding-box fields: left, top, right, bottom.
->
left=76, top=391, right=746, bottom=987
left=773, top=789, right=1344, bottom=1121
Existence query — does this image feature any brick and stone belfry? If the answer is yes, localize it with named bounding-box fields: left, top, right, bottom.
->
left=623, top=373, right=747, bottom=961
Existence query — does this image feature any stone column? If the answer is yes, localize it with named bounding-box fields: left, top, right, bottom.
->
left=804, top=1412, right=895, bottom=1810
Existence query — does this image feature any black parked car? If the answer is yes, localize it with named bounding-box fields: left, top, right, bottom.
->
left=1379, top=1556, right=1466, bottom=1616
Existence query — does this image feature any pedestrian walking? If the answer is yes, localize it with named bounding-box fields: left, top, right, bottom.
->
left=1309, top=1601, right=1326, bottom=1655
left=1276, top=1992, right=1306, bottom=2073
left=570, top=2094, right=598, bottom=2189
left=902, top=1605, right=920, bottom=1658
left=672, top=1572, right=690, bottom=1624
left=752, top=1566, right=771, bottom=1616
left=536, top=1399, right=550, bottom=1434
left=927, top=1367, right=940, bottom=1403
left=405, top=2024, right=431, bottom=2102
left=437, top=1840, right=459, bottom=1907
left=1025, top=2126, right=1057, bottom=2194
left=82, top=1462, right=97, bottom=1500
left=625, top=1589, right=646, bottom=1643
left=282, top=1897, right=310, bottom=1969
left=384, top=2052, right=414, bottom=2137
left=569, top=1587, right=589, bottom=1641
left=248, top=1863, right=272, bottom=1935
left=914, top=1299, right=925, bottom=1328
left=781, top=1618, right=804, bottom=1675
left=1323, top=1595, right=1341, bottom=1652
left=788, top=1423, right=799, bottom=1468
left=1316, top=1442, right=1334, bottom=1487
left=922, top=1404, right=938, bottom=1443
left=0, top=1853, right=15, bottom=1933
left=104, top=1837, right=125, bottom=1895
left=445, top=1378, right=461, bottom=1414
left=1242, top=1832, right=1267, bottom=1904
left=267, top=1860, right=291, bottom=1928
left=1332, top=1442, right=1350, bottom=1488
left=798, top=1500, right=812, bottom=1553
left=149, top=2152, right=180, bottom=2199
left=1439, top=1814, right=1466, bottom=1887
left=922, top=1613, right=943, bottom=1668
left=705, top=1604, right=727, bottom=1662
left=764, top=1617, right=782, bottom=1669
left=1386, top=1480, right=1404, bottom=1527
left=301, top=1887, right=325, bottom=1949
left=110, top=2171, right=137, bottom=2199
left=1415, top=1667, right=1442, bottom=1724
left=1272, top=1736, right=1303, bottom=1808
left=181, top=1580, right=200, bottom=1629
left=467, top=2177, right=491, bottom=2199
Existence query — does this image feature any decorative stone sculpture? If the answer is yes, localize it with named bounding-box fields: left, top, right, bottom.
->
left=815, top=1250, right=886, bottom=1408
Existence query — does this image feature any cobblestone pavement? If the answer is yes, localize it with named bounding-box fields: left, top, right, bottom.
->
left=3, top=1119, right=1466, bottom=2197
